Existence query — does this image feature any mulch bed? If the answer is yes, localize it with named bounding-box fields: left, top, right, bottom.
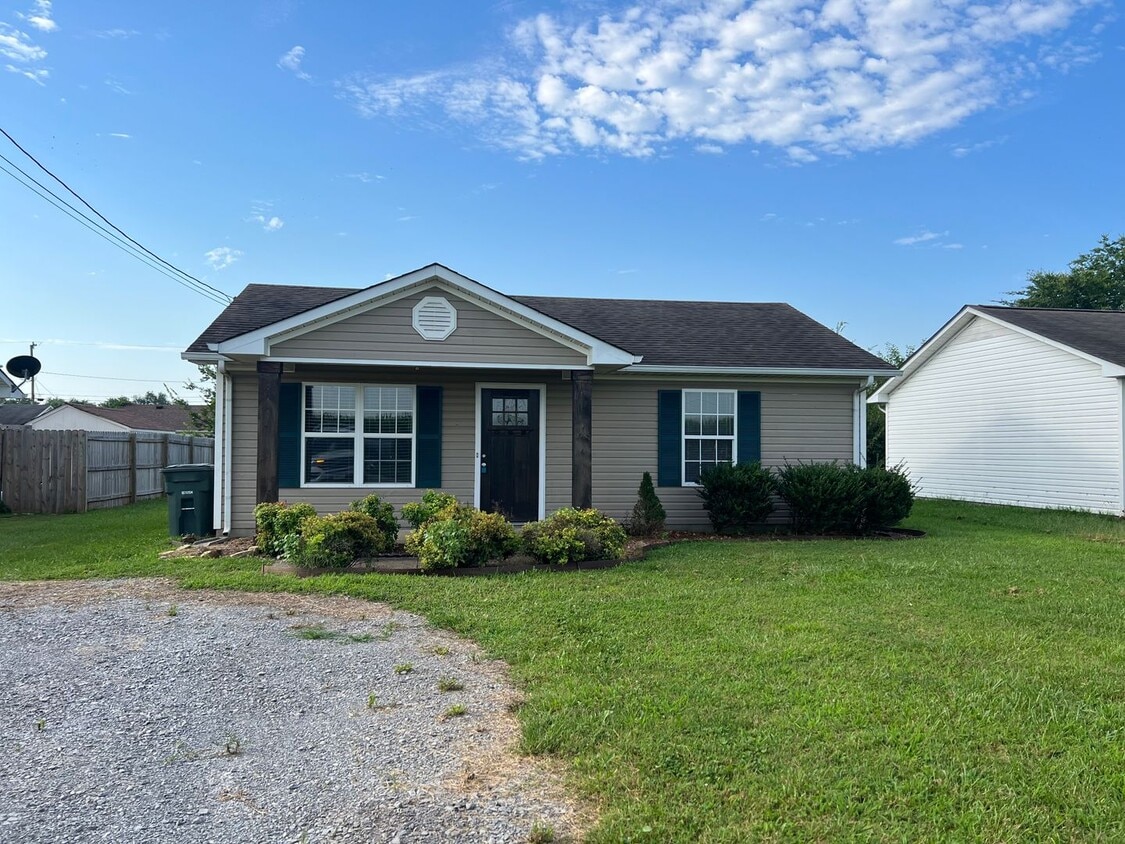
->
left=166, top=528, right=925, bottom=577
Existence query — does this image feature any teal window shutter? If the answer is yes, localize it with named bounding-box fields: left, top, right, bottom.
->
left=657, top=390, right=682, bottom=487
left=415, top=385, right=442, bottom=488
left=278, top=382, right=301, bottom=488
left=737, top=391, right=761, bottom=464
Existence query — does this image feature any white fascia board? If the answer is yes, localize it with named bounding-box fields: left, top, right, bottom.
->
left=213, top=263, right=638, bottom=366
left=181, top=351, right=227, bottom=364
left=264, top=356, right=593, bottom=371
left=621, top=364, right=900, bottom=378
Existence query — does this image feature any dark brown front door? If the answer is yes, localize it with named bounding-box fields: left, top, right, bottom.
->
left=480, top=388, right=539, bottom=522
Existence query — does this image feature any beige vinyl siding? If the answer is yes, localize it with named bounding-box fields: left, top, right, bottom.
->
left=886, top=316, right=1125, bottom=514
left=591, top=379, right=856, bottom=530
left=225, top=368, right=572, bottom=535
left=270, top=287, right=587, bottom=367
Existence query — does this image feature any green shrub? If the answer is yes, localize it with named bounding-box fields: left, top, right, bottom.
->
left=401, top=490, right=459, bottom=530
left=626, top=471, right=666, bottom=537
left=773, top=462, right=865, bottom=535
left=0, top=498, right=11, bottom=516
left=860, top=464, right=916, bottom=529
left=284, top=510, right=384, bottom=569
left=349, top=493, right=399, bottom=547
left=696, top=462, right=776, bottom=534
left=405, top=501, right=519, bottom=572
left=522, top=508, right=627, bottom=565
left=253, top=500, right=317, bottom=556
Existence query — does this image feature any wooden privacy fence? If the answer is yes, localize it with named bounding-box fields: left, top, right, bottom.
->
left=0, top=429, right=215, bottom=514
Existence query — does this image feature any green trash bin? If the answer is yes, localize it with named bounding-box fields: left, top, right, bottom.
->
left=161, top=464, right=215, bottom=538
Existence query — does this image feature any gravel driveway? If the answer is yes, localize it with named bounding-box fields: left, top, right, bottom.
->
left=0, top=580, right=588, bottom=843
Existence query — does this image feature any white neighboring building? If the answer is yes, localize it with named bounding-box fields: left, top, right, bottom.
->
left=29, top=402, right=200, bottom=434
left=1, top=370, right=26, bottom=400
left=870, top=306, right=1125, bottom=516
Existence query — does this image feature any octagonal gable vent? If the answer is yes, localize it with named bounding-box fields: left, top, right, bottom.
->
left=412, top=296, right=457, bottom=341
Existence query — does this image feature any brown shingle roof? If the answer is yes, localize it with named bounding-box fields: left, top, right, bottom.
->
left=973, top=306, right=1125, bottom=368
left=187, top=282, right=895, bottom=372
left=73, top=403, right=205, bottom=433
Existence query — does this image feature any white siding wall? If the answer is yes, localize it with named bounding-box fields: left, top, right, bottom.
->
left=886, top=316, right=1125, bottom=514
left=29, top=406, right=127, bottom=432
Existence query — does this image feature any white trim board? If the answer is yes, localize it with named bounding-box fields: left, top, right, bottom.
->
left=473, top=382, right=547, bottom=521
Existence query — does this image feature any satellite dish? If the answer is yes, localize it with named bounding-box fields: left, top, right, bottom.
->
left=5, top=355, right=41, bottom=380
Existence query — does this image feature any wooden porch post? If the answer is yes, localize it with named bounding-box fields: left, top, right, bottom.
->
left=256, top=361, right=282, bottom=504
left=571, top=371, right=593, bottom=509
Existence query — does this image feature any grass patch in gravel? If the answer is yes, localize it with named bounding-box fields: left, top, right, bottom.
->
left=4, top=498, right=1125, bottom=841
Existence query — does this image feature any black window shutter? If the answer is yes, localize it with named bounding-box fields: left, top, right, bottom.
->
left=657, top=390, right=682, bottom=487
left=737, top=391, right=762, bottom=464
left=415, top=386, right=442, bottom=488
left=278, top=382, right=302, bottom=488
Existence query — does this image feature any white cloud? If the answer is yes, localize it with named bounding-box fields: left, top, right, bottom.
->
left=247, top=201, right=284, bottom=232
left=104, top=77, right=133, bottom=95
left=5, top=62, right=46, bottom=84
left=894, top=229, right=946, bottom=246
left=338, top=0, right=1104, bottom=160
left=17, top=0, right=55, bottom=33
left=345, top=172, right=384, bottom=183
left=204, top=247, right=242, bottom=270
left=92, top=28, right=140, bottom=39
left=951, top=136, right=1008, bottom=157
left=0, top=25, right=46, bottom=62
left=278, top=45, right=310, bottom=80
left=107, top=132, right=131, bottom=139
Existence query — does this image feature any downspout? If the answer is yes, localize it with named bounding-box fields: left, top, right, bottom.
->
left=854, top=376, right=874, bottom=468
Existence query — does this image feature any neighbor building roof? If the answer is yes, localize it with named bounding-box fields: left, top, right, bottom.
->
left=68, top=403, right=203, bottom=433
left=971, top=306, right=1125, bottom=368
left=0, top=403, right=48, bottom=426
left=187, top=281, right=895, bottom=372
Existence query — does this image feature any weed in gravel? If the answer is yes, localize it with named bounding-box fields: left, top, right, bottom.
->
left=347, top=632, right=375, bottom=643
left=528, top=821, right=555, bottom=843
left=292, top=624, right=374, bottom=644
left=367, top=692, right=378, bottom=709
left=442, top=704, right=467, bottom=719
left=430, top=644, right=450, bottom=656
left=438, top=676, right=464, bottom=693
left=394, top=662, right=413, bottom=674
left=378, top=621, right=401, bottom=640
left=223, top=733, right=243, bottom=755
left=166, top=604, right=178, bottom=617
left=34, top=719, right=45, bottom=732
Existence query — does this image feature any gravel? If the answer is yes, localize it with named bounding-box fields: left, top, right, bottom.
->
left=0, top=580, right=587, bottom=843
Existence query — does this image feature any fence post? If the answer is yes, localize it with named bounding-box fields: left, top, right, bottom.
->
left=127, top=433, right=138, bottom=504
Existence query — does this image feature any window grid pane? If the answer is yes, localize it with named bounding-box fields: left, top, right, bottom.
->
left=304, top=384, right=414, bottom=485
left=683, top=390, right=736, bottom=485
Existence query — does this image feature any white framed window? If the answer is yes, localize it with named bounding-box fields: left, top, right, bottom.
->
left=682, top=389, right=736, bottom=485
left=302, top=384, right=415, bottom=486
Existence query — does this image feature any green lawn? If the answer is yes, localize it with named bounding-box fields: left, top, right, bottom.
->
left=2, top=499, right=1124, bottom=842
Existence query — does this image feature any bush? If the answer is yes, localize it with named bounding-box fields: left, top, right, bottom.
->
left=773, top=462, right=866, bottom=535
left=401, top=490, right=459, bottom=530
left=284, top=510, right=384, bottom=569
left=626, top=471, right=666, bottom=537
left=861, top=464, right=916, bottom=529
left=253, top=500, right=317, bottom=557
left=522, top=508, right=627, bottom=565
left=349, top=493, right=399, bottom=548
left=405, top=501, right=519, bottom=572
left=696, top=462, right=775, bottom=534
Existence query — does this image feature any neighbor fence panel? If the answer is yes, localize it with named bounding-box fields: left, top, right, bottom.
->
left=0, top=428, right=214, bottom=514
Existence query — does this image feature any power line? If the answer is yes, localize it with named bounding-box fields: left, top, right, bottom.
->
left=0, top=126, right=233, bottom=305
left=40, top=370, right=184, bottom=383
left=0, top=156, right=230, bottom=307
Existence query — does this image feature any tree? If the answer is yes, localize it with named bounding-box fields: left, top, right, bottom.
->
left=1006, top=234, right=1125, bottom=309
left=866, top=342, right=914, bottom=468
left=183, top=365, right=216, bottom=437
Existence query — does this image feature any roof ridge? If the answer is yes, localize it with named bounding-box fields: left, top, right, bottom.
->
left=973, top=304, right=1125, bottom=314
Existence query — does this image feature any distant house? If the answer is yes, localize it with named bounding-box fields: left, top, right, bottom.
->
left=0, top=403, right=48, bottom=428
left=185, top=262, right=897, bottom=536
left=1, top=370, right=26, bottom=401
left=870, top=306, right=1125, bottom=516
left=29, top=402, right=204, bottom=435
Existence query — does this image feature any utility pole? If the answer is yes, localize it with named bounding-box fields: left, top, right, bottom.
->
left=29, top=342, right=36, bottom=403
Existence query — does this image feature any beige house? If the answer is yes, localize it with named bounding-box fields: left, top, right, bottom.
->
left=185, top=263, right=896, bottom=536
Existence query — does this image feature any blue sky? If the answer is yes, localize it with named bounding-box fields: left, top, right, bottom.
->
left=1, top=0, right=1121, bottom=402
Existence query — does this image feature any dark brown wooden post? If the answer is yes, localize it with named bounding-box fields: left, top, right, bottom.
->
left=257, top=361, right=282, bottom=504
left=571, top=371, right=593, bottom=510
